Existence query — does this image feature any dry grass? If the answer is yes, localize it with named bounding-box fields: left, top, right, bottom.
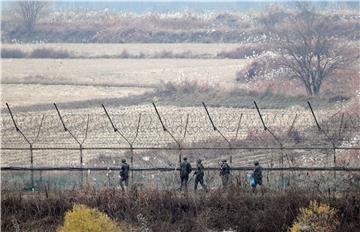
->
left=1, top=84, right=150, bottom=107
left=1, top=48, right=27, bottom=58
left=1, top=58, right=247, bottom=88
left=1, top=58, right=248, bottom=109
left=1, top=188, right=359, bottom=232
left=1, top=47, right=73, bottom=59
left=2, top=10, right=261, bottom=43
left=29, top=48, right=72, bottom=59
left=1, top=43, right=244, bottom=58
left=217, top=44, right=270, bottom=59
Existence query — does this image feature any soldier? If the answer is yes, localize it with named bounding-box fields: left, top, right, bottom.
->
left=119, top=159, right=129, bottom=191
left=220, top=159, right=230, bottom=189
left=253, top=161, right=263, bottom=192
left=180, top=157, right=192, bottom=191
left=194, top=159, right=208, bottom=192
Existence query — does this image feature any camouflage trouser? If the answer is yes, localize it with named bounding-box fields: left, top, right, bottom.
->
left=180, top=175, right=189, bottom=191
left=194, top=175, right=208, bottom=191
left=221, top=175, right=229, bottom=189
left=120, top=176, right=129, bottom=191
left=255, top=178, right=262, bottom=186
left=253, top=178, right=262, bottom=192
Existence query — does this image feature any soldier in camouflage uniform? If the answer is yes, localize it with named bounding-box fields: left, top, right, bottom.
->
left=220, top=159, right=230, bottom=189
left=194, top=159, right=208, bottom=192
left=180, top=157, right=192, bottom=191
left=119, top=159, right=130, bottom=191
left=253, top=161, right=263, bottom=192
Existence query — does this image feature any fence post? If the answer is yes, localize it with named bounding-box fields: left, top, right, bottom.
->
left=6, top=103, right=34, bottom=190
left=333, top=148, right=337, bottom=193
left=54, top=103, right=85, bottom=187
left=102, top=104, right=143, bottom=186
left=254, top=101, right=285, bottom=188
left=202, top=102, right=232, bottom=147
left=39, top=170, right=43, bottom=189
left=80, top=144, right=83, bottom=186
left=30, top=143, right=34, bottom=190
left=152, top=102, right=181, bottom=148
left=281, top=155, right=284, bottom=189
left=334, top=113, right=344, bottom=187
left=131, top=146, right=134, bottom=184
left=307, top=101, right=338, bottom=192
left=130, top=113, right=142, bottom=185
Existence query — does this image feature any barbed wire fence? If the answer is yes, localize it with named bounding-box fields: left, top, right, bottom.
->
left=1, top=101, right=359, bottom=191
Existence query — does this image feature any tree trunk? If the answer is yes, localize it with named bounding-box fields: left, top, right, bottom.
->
left=302, top=75, right=314, bottom=96
left=313, top=84, right=320, bottom=95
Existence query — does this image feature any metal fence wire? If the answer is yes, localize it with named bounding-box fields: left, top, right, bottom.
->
left=1, top=101, right=360, bottom=191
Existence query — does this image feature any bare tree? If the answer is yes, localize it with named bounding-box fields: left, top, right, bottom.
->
left=265, top=6, right=357, bottom=96
left=15, top=1, right=48, bottom=32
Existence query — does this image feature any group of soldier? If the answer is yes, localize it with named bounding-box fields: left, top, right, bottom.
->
left=118, top=157, right=263, bottom=192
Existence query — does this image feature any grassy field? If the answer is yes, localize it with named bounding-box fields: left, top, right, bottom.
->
left=1, top=56, right=249, bottom=108
left=1, top=7, right=359, bottom=232
left=1, top=84, right=150, bottom=107
left=1, top=58, right=248, bottom=87
left=1, top=43, right=358, bottom=169
left=1, top=43, right=245, bottom=58
left=2, top=43, right=356, bottom=110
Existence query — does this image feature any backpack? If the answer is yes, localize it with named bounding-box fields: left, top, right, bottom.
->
left=196, top=163, right=204, bottom=176
left=120, top=163, right=129, bottom=178
left=180, top=161, right=191, bottom=176
left=254, top=166, right=262, bottom=182
left=221, top=163, right=230, bottom=175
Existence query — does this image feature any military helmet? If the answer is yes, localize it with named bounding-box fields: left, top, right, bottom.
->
left=121, top=159, right=126, bottom=163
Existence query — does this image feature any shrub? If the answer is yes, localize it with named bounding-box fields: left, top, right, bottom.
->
left=321, top=68, right=359, bottom=98
left=289, top=200, right=339, bottom=232
left=328, top=95, right=350, bottom=103
left=153, top=50, right=174, bottom=58
left=235, top=54, right=284, bottom=83
left=217, top=45, right=268, bottom=59
left=30, top=48, right=71, bottom=58
left=57, top=204, right=122, bottom=232
left=1, top=48, right=27, bottom=58
left=152, top=50, right=196, bottom=58
left=118, top=49, right=130, bottom=58
left=156, top=79, right=214, bottom=96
